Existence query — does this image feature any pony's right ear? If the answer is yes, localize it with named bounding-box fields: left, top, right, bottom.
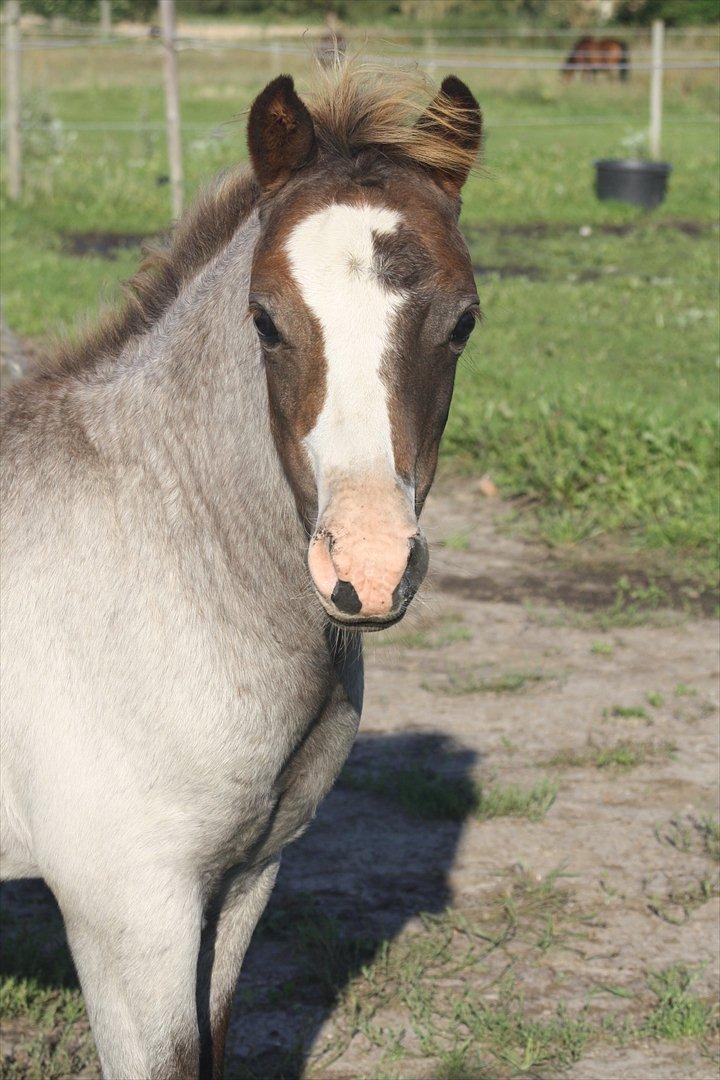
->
left=247, top=75, right=316, bottom=191
left=416, top=76, right=482, bottom=196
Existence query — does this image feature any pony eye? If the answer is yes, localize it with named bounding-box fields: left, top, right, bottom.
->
left=450, top=310, right=477, bottom=348
left=253, top=309, right=281, bottom=346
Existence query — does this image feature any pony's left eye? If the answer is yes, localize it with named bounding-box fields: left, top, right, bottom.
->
left=450, top=310, right=477, bottom=348
left=253, top=308, right=281, bottom=347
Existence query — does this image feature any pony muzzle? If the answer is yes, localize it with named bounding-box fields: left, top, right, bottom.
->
left=308, top=526, right=429, bottom=629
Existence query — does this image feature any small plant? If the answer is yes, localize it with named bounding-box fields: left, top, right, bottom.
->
left=543, top=738, right=676, bottom=772
left=426, top=668, right=546, bottom=696
left=342, top=765, right=557, bottom=823
left=657, top=815, right=720, bottom=863
left=591, top=640, right=614, bottom=655
left=608, top=704, right=650, bottom=721
left=643, top=965, right=717, bottom=1041
left=646, top=692, right=665, bottom=708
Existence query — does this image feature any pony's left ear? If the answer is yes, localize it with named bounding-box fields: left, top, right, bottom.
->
left=416, top=76, right=482, bottom=196
left=247, top=75, right=317, bottom=191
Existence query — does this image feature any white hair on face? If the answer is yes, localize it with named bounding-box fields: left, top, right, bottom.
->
left=285, top=202, right=405, bottom=505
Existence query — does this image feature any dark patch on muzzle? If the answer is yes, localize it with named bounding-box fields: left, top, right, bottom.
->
left=331, top=579, right=363, bottom=616
left=392, top=534, right=429, bottom=610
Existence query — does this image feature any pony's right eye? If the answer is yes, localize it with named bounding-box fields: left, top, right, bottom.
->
left=253, top=309, right=281, bottom=347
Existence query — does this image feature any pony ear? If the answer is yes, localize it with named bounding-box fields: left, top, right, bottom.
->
left=416, top=76, right=482, bottom=196
left=247, top=75, right=316, bottom=191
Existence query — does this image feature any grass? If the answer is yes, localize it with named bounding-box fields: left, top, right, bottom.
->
left=1, top=43, right=718, bottom=587
left=252, top=871, right=717, bottom=1078
left=340, top=763, right=558, bottom=823
left=644, top=965, right=718, bottom=1041
left=424, top=668, right=546, bottom=696
left=375, top=613, right=472, bottom=651
left=543, top=737, right=677, bottom=771
left=607, top=703, right=651, bottom=720
left=656, top=814, right=720, bottom=863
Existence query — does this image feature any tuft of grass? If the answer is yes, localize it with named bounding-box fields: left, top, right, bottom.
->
left=647, top=876, right=720, bottom=925
left=591, top=640, right=614, bottom=656
left=674, top=682, right=698, bottom=697
left=376, top=613, right=472, bottom=651
left=643, top=965, right=718, bottom=1041
left=425, top=668, right=545, bottom=696
left=543, top=738, right=676, bottom=772
left=341, top=765, right=558, bottom=823
left=657, top=815, right=720, bottom=864
left=440, top=532, right=471, bottom=552
left=607, top=704, right=651, bottom=721
left=646, top=692, right=665, bottom=708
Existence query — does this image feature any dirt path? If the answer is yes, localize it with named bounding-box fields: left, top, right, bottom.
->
left=226, top=478, right=719, bottom=1079
left=1, top=478, right=718, bottom=1079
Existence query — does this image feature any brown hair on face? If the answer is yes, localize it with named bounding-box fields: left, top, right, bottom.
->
left=34, top=62, right=481, bottom=397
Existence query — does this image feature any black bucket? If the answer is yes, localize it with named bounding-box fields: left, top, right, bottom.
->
left=594, top=159, right=671, bottom=210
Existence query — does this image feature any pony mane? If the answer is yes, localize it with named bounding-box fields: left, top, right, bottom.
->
left=37, top=62, right=478, bottom=381
left=308, top=60, right=481, bottom=183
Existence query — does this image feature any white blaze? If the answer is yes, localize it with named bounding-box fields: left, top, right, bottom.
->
left=285, top=202, right=403, bottom=501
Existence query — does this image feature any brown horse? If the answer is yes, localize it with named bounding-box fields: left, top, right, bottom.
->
left=562, top=35, right=629, bottom=82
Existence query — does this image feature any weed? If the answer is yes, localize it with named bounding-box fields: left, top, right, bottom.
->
left=377, top=614, right=472, bottom=651
left=425, top=668, right=545, bottom=696
left=440, top=532, right=471, bottom=552
left=657, top=815, right=720, bottom=863
left=591, top=640, right=614, bottom=656
left=341, top=765, right=558, bottom=823
left=646, top=692, right=665, bottom=708
left=647, top=876, right=720, bottom=925
left=608, top=704, right=651, bottom=721
left=675, top=682, right=698, bottom=697
left=643, top=965, right=717, bottom=1041
left=543, top=738, right=676, bottom=771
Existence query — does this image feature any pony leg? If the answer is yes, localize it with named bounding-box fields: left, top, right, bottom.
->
left=62, top=877, right=204, bottom=1080
left=197, top=859, right=280, bottom=1079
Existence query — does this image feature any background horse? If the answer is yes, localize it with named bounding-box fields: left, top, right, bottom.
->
left=0, top=64, right=482, bottom=1079
left=562, top=35, right=630, bottom=81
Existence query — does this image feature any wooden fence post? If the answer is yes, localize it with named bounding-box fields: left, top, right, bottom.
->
left=4, top=0, right=22, bottom=201
left=159, top=0, right=183, bottom=219
left=99, top=0, right=112, bottom=40
left=649, top=19, right=664, bottom=159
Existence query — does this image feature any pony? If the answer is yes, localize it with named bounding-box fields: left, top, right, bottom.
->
left=0, top=63, right=482, bottom=1078
left=562, top=35, right=630, bottom=82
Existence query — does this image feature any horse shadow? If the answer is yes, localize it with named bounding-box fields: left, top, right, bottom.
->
left=0, top=732, right=477, bottom=1079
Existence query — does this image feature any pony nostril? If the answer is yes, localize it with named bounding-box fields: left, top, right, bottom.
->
left=331, top=579, right=362, bottom=616
left=393, top=534, right=429, bottom=609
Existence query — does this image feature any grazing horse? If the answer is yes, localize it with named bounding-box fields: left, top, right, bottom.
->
left=562, top=35, right=630, bottom=81
left=0, top=65, right=482, bottom=1079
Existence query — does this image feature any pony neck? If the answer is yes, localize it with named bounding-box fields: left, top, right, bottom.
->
left=85, top=210, right=308, bottom=581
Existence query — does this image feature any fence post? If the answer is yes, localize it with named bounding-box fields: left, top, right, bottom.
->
left=159, top=0, right=183, bottom=218
left=649, top=18, right=664, bottom=159
left=4, top=0, right=22, bottom=201
left=99, top=0, right=112, bottom=40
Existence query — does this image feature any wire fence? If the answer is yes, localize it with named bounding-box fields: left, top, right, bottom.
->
left=2, top=7, right=719, bottom=208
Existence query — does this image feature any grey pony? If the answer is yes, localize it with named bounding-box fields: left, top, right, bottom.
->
left=0, top=65, right=482, bottom=1079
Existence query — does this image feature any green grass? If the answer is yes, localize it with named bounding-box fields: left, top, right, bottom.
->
left=608, top=703, right=651, bottom=720
left=644, top=965, right=718, bottom=1041
left=375, top=613, right=472, bottom=650
left=657, top=814, right=720, bottom=863
left=1, top=44, right=718, bottom=586
left=255, top=869, right=717, bottom=1078
left=543, top=738, right=677, bottom=771
left=341, top=763, right=558, bottom=823
left=425, top=667, right=546, bottom=695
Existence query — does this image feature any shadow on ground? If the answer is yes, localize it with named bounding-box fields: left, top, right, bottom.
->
left=0, top=732, right=476, bottom=1079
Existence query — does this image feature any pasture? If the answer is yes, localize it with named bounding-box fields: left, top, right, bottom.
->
left=1, top=26, right=719, bottom=1079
